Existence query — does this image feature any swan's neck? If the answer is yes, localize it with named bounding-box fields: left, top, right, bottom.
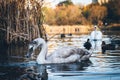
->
left=36, top=40, right=48, bottom=64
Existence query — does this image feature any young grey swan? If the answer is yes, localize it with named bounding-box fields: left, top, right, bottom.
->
left=26, top=38, right=91, bottom=64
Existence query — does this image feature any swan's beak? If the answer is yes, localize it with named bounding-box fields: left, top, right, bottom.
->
left=26, top=47, right=33, bottom=58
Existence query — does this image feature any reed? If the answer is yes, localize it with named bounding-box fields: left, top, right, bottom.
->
left=0, top=0, right=47, bottom=46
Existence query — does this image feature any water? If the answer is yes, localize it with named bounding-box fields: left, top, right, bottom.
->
left=0, top=35, right=120, bottom=80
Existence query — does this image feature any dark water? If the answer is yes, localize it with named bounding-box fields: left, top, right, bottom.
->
left=0, top=35, right=120, bottom=80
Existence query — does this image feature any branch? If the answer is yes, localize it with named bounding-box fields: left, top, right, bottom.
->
left=0, top=28, right=29, bottom=40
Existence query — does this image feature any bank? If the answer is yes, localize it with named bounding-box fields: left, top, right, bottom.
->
left=44, top=25, right=93, bottom=35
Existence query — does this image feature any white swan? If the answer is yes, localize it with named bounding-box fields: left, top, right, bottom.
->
left=26, top=38, right=92, bottom=64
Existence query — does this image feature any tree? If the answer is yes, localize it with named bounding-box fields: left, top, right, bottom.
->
left=55, top=5, right=86, bottom=25
left=43, top=7, right=56, bottom=25
left=105, top=0, right=120, bottom=23
left=43, top=4, right=89, bottom=25
left=83, top=4, right=107, bottom=25
left=57, top=0, right=73, bottom=6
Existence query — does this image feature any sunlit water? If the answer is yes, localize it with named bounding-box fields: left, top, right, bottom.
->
left=0, top=35, right=120, bottom=80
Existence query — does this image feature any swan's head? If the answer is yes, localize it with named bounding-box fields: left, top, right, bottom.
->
left=26, top=40, right=40, bottom=58
left=26, top=38, right=45, bottom=58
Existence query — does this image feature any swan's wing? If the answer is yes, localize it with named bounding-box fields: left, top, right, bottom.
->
left=77, top=48, right=92, bottom=61
left=50, top=47, right=80, bottom=58
left=47, top=47, right=91, bottom=63
left=48, top=47, right=81, bottom=63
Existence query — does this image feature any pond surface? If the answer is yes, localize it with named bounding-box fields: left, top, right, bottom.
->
left=0, top=35, right=120, bottom=80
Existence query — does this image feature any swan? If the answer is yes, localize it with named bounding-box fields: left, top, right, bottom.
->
left=26, top=38, right=92, bottom=64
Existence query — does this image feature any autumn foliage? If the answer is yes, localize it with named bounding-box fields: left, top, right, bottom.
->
left=44, top=4, right=107, bottom=25
left=83, top=4, right=107, bottom=25
left=44, top=5, right=87, bottom=25
left=44, top=0, right=119, bottom=26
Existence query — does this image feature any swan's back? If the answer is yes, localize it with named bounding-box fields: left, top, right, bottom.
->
left=48, top=46, right=90, bottom=61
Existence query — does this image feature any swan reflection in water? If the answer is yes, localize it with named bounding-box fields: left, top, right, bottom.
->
left=26, top=38, right=92, bottom=64
left=18, top=60, right=92, bottom=80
